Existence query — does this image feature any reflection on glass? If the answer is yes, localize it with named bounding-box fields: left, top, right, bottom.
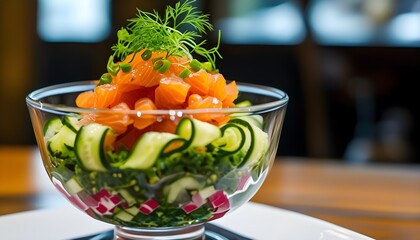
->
left=308, top=0, right=420, bottom=47
left=37, top=0, right=111, bottom=42
left=216, top=0, right=306, bottom=45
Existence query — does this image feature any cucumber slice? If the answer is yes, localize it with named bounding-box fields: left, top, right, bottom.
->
left=246, top=121, right=268, bottom=166
left=121, top=132, right=178, bottom=170
left=74, top=123, right=112, bottom=172
left=232, top=122, right=252, bottom=161
left=164, top=177, right=202, bottom=203
left=176, top=118, right=221, bottom=148
left=160, top=138, right=188, bottom=157
left=62, top=115, right=81, bottom=133
left=47, top=125, right=76, bottom=158
left=235, top=100, right=252, bottom=107
left=230, top=118, right=268, bottom=166
left=212, top=123, right=246, bottom=154
left=234, top=115, right=263, bottom=129
left=43, top=117, right=63, bottom=141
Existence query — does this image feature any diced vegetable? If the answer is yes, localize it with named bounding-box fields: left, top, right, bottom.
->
left=139, top=199, right=160, bottom=215
left=118, top=189, right=136, bottom=207
left=165, top=177, right=202, bottom=203
left=64, top=176, right=84, bottom=195
left=115, top=208, right=136, bottom=222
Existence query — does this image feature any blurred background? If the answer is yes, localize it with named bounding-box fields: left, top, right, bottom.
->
left=1, top=0, right=419, bottom=164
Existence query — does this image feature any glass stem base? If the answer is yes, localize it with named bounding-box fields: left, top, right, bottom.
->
left=114, top=224, right=205, bottom=240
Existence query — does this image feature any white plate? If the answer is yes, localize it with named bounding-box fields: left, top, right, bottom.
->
left=0, top=201, right=373, bottom=240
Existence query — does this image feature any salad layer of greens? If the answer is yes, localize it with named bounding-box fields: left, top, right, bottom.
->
left=46, top=114, right=268, bottom=227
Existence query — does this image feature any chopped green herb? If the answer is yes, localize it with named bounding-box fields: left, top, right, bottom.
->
left=111, top=0, right=222, bottom=70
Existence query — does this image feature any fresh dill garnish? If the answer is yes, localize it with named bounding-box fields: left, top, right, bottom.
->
left=111, top=0, right=222, bottom=70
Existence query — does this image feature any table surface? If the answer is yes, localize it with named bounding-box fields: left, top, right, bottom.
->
left=1, top=145, right=419, bottom=240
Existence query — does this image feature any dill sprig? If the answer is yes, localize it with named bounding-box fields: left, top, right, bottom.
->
left=111, top=0, right=222, bottom=70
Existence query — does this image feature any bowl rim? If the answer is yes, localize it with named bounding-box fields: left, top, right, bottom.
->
left=26, top=80, right=289, bottom=115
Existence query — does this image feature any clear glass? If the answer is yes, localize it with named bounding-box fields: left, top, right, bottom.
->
left=26, top=81, right=288, bottom=239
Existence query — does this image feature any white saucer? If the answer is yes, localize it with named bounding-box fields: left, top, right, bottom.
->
left=0, top=201, right=373, bottom=240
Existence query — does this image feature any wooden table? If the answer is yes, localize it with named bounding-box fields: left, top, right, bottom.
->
left=1, top=146, right=419, bottom=240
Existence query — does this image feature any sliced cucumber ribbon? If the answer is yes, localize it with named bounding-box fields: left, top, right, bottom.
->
left=212, top=123, right=246, bottom=154
left=44, top=114, right=268, bottom=173
left=176, top=118, right=221, bottom=148
left=43, top=116, right=63, bottom=141
left=228, top=118, right=268, bottom=167
left=44, top=116, right=77, bottom=158
left=121, top=132, right=179, bottom=170
left=75, top=123, right=113, bottom=172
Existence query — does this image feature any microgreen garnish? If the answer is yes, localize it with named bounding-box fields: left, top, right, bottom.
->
left=111, top=0, right=222, bottom=70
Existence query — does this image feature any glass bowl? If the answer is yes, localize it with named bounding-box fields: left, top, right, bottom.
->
left=26, top=80, right=288, bottom=240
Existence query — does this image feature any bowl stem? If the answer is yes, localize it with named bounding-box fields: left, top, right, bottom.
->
left=115, top=224, right=205, bottom=240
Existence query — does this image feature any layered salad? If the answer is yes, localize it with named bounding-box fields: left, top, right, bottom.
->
left=43, top=0, right=269, bottom=227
